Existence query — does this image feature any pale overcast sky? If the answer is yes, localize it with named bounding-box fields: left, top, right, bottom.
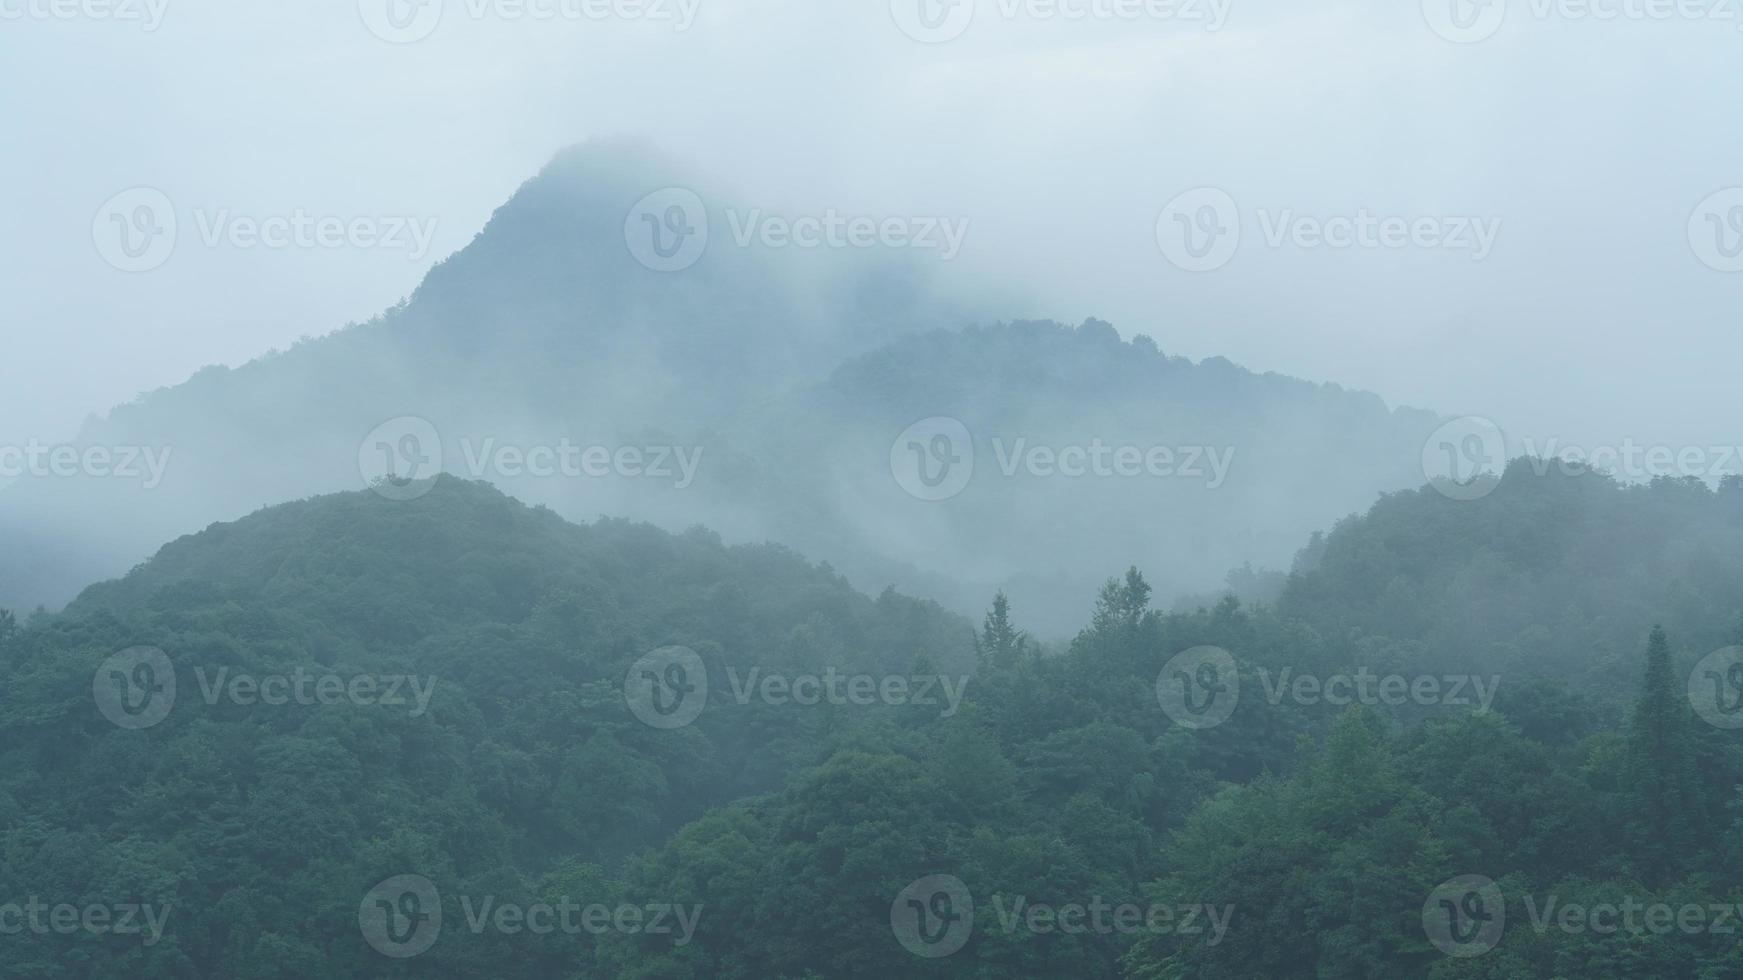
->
left=2, top=0, right=1738, bottom=456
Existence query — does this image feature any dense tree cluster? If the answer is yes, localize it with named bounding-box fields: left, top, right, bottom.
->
left=2, top=467, right=1740, bottom=976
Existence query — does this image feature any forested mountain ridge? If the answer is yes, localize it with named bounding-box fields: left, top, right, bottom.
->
left=3, top=467, right=1741, bottom=976
left=0, top=144, right=1448, bottom=635
left=724, top=318, right=1440, bottom=631
left=1277, top=460, right=1743, bottom=721
left=0, top=477, right=975, bottom=977
left=0, top=141, right=977, bottom=614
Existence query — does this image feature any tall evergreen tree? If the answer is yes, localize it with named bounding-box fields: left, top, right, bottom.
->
left=1625, top=625, right=1704, bottom=886
left=976, top=590, right=1028, bottom=670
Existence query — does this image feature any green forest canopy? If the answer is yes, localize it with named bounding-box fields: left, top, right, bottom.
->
left=1, top=468, right=1741, bottom=977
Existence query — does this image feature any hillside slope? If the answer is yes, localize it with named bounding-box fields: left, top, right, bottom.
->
left=0, top=145, right=1446, bottom=636
left=0, top=477, right=974, bottom=976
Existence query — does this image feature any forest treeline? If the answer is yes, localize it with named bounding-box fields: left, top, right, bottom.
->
left=1, top=468, right=1741, bottom=977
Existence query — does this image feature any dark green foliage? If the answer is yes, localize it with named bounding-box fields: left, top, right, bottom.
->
left=7, top=466, right=1743, bottom=977
left=1625, top=627, right=1706, bottom=887
left=1278, top=465, right=1743, bottom=717
left=0, top=477, right=978, bottom=977
left=975, top=592, right=1027, bottom=671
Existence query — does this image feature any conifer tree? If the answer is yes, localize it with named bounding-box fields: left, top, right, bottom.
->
left=976, top=591, right=1027, bottom=670
left=1625, top=625, right=1704, bottom=886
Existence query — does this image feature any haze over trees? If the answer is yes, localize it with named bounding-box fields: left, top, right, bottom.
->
left=4, top=148, right=1739, bottom=976
left=3, top=462, right=1740, bottom=976
left=0, top=146, right=1444, bottom=636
